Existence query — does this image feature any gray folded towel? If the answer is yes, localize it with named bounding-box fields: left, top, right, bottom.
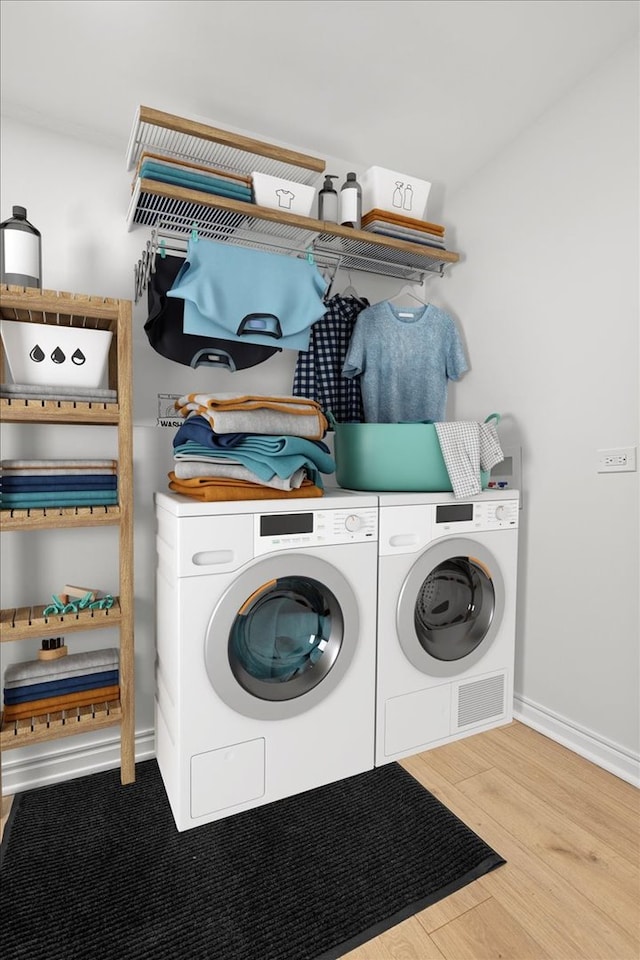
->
left=4, top=648, right=119, bottom=685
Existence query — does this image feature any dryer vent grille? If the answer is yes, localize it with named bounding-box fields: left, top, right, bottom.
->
left=457, top=673, right=505, bottom=728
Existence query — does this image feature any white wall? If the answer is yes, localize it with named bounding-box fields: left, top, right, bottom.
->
left=445, top=38, right=639, bottom=779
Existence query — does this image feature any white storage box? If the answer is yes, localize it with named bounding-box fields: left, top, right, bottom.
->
left=251, top=172, right=317, bottom=217
left=361, top=165, right=432, bottom=219
left=0, top=319, right=113, bottom=388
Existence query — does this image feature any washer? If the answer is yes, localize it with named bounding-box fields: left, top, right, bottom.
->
left=154, top=488, right=378, bottom=831
left=375, top=489, right=519, bottom=766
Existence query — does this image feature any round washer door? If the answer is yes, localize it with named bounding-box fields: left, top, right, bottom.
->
left=204, top=553, right=359, bottom=720
left=396, top=538, right=505, bottom=679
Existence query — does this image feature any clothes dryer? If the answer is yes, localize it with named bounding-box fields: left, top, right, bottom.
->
left=154, top=488, right=378, bottom=831
left=376, top=489, right=519, bottom=766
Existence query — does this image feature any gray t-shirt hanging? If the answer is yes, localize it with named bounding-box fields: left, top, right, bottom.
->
left=342, top=300, right=468, bottom=423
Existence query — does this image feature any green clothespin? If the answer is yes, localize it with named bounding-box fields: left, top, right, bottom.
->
left=305, top=246, right=315, bottom=264
left=159, top=238, right=166, bottom=259
left=191, top=222, right=199, bottom=242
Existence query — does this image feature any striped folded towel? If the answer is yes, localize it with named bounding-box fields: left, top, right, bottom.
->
left=173, top=393, right=328, bottom=440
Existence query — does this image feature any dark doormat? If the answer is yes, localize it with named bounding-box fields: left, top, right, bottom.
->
left=1, top=759, right=504, bottom=960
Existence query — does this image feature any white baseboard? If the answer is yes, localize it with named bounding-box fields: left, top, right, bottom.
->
left=513, top=694, right=640, bottom=787
left=1, top=729, right=156, bottom=796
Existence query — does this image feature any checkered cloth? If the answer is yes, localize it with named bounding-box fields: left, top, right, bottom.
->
left=292, top=295, right=369, bottom=423
left=435, top=420, right=504, bottom=499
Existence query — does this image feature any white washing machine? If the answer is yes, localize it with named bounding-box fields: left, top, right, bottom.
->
left=154, top=488, right=378, bottom=832
left=375, top=489, right=519, bottom=766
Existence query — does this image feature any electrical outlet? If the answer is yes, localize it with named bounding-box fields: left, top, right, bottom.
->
left=596, top=446, right=637, bottom=473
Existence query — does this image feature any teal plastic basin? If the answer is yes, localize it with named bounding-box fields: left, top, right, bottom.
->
left=329, top=416, right=496, bottom=493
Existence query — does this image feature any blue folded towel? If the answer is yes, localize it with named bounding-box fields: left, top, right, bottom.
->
left=4, top=670, right=120, bottom=704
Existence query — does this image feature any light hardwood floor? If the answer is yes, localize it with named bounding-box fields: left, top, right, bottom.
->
left=1, top=721, right=638, bottom=959
left=346, top=721, right=640, bottom=960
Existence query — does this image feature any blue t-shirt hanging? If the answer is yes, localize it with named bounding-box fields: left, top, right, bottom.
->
left=167, top=237, right=328, bottom=351
left=342, top=300, right=469, bottom=423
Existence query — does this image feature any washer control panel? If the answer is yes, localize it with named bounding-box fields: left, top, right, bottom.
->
left=254, top=507, right=378, bottom=554
left=433, top=498, right=519, bottom=534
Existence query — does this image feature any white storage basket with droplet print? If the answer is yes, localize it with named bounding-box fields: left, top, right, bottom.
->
left=360, top=166, right=432, bottom=219
left=0, top=319, right=113, bottom=388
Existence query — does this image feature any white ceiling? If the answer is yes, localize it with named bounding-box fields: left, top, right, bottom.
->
left=1, top=0, right=638, bottom=191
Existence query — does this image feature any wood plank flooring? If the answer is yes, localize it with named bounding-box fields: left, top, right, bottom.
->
left=346, top=721, right=640, bottom=960
left=1, top=721, right=638, bottom=958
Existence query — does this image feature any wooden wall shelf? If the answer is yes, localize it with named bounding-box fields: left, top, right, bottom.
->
left=126, top=106, right=460, bottom=283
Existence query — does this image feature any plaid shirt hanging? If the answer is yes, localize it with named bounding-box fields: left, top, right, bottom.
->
left=292, top=294, right=369, bottom=423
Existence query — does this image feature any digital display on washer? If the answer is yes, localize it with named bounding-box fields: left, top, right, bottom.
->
left=436, top=503, right=474, bottom=523
left=260, top=513, right=314, bottom=537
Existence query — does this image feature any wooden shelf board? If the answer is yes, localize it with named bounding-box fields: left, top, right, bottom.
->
left=0, top=286, right=120, bottom=325
left=128, top=106, right=326, bottom=178
left=130, top=179, right=460, bottom=270
left=0, top=598, right=123, bottom=642
left=1, top=701, right=122, bottom=749
left=1, top=504, right=122, bottom=531
left=0, top=396, right=119, bottom=424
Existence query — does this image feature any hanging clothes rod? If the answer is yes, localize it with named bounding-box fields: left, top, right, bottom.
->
left=134, top=222, right=343, bottom=303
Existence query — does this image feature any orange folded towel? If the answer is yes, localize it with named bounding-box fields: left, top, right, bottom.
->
left=2, top=685, right=120, bottom=721
left=168, top=474, right=323, bottom=502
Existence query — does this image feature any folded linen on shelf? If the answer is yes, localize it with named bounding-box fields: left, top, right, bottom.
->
left=168, top=474, right=323, bottom=502
left=137, top=152, right=252, bottom=188
left=1, top=491, right=118, bottom=508
left=2, top=685, right=120, bottom=721
left=434, top=420, right=504, bottom=499
left=174, top=393, right=328, bottom=439
left=173, top=459, right=307, bottom=490
left=1, top=475, right=118, bottom=492
left=1, top=383, right=117, bottom=402
left=4, top=648, right=120, bottom=686
left=138, top=159, right=253, bottom=201
left=4, top=670, right=120, bottom=703
left=1, top=459, right=117, bottom=473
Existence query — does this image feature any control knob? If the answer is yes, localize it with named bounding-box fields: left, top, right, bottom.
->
left=345, top=514, right=363, bottom=532
left=495, top=505, right=507, bottom=521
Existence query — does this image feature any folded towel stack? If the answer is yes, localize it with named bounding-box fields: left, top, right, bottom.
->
left=0, top=459, right=118, bottom=510
left=3, top=648, right=120, bottom=721
left=169, top=393, right=336, bottom=501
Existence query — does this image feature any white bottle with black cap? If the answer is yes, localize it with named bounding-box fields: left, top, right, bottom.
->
left=339, top=173, right=362, bottom=229
left=0, top=205, right=42, bottom=288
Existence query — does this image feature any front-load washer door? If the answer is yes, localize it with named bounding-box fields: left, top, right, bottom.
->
left=396, top=538, right=505, bottom=679
left=204, top=553, right=359, bottom=720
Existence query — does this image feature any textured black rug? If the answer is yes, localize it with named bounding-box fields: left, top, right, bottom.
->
left=1, top=759, right=504, bottom=960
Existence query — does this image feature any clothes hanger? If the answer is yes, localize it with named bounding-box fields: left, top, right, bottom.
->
left=387, top=281, right=428, bottom=306
left=338, top=271, right=368, bottom=306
